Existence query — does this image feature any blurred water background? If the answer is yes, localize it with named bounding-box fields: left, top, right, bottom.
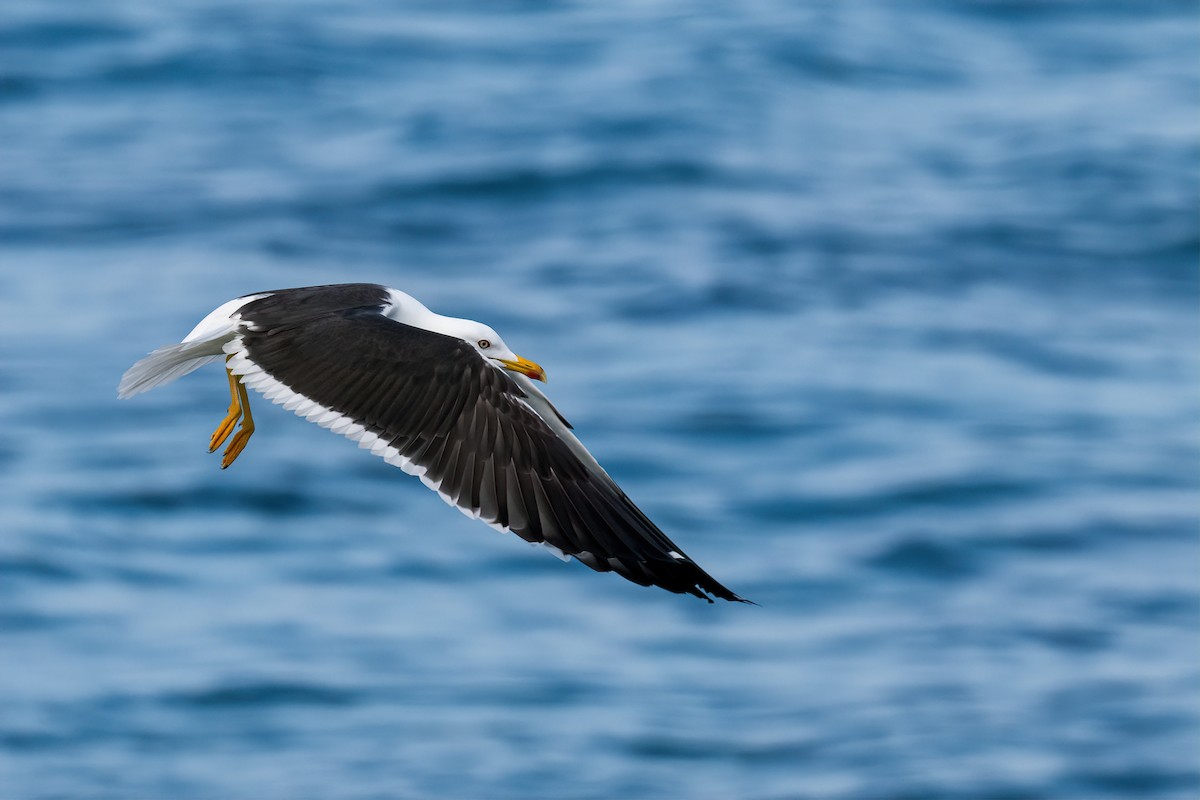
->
left=1, top=2, right=1198, bottom=798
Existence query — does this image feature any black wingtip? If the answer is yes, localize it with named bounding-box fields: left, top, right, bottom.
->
left=704, top=586, right=756, bottom=605
left=683, top=566, right=753, bottom=605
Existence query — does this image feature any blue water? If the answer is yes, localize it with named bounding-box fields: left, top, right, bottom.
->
left=2, top=2, right=1198, bottom=798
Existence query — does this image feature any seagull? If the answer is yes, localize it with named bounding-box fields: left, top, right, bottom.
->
left=119, top=283, right=745, bottom=603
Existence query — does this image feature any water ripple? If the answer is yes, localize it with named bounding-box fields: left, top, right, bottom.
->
left=166, top=682, right=361, bottom=709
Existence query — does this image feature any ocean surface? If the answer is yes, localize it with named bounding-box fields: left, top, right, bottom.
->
left=1, top=2, right=1197, bottom=799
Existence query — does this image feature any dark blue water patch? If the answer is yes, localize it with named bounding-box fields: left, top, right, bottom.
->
left=717, top=218, right=801, bottom=260
left=938, top=219, right=1199, bottom=291
left=1094, top=470, right=1200, bottom=493
left=467, top=550, right=579, bottom=579
left=454, top=678, right=600, bottom=709
left=266, top=214, right=465, bottom=256
left=2, top=24, right=456, bottom=101
left=0, top=74, right=39, bottom=101
left=919, top=329, right=1117, bottom=378
left=943, top=0, right=1198, bottom=24
left=618, top=733, right=735, bottom=762
left=1084, top=701, right=1200, bottom=741
left=802, top=386, right=956, bottom=421
left=83, top=447, right=180, bottom=471
left=732, top=737, right=823, bottom=767
left=62, top=483, right=373, bottom=518
left=664, top=409, right=814, bottom=442
left=981, top=527, right=1091, bottom=554
left=968, top=412, right=1114, bottom=441
left=889, top=787, right=1047, bottom=800
left=865, top=535, right=981, bottom=581
left=283, top=554, right=470, bottom=586
left=638, top=634, right=784, bottom=664
left=1101, top=589, right=1200, bottom=627
left=1143, top=228, right=1200, bottom=274
left=0, top=728, right=78, bottom=753
left=99, top=564, right=192, bottom=588
left=0, top=196, right=290, bottom=245
left=981, top=518, right=1199, bottom=557
left=578, top=113, right=704, bottom=142
left=0, top=18, right=137, bottom=49
left=1045, top=678, right=1151, bottom=723
left=615, top=281, right=798, bottom=320
left=76, top=11, right=610, bottom=90
left=739, top=476, right=1044, bottom=524
left=355, top=160, right=730, bottom=205
left=731, top=575, right=858, bottom=611
left=1020, top=624, right=1112, bottom=653
left=266, top=199, right=487, bottom=253
left=10, top=694, right=304, bottom=752
left=1006, top=146, right=1159, bottom=197
left=768, top=37, right=964, bottom=89
left=0, top=609, right=86, bottom=632
left=165, top=681, right=361, bottom=709
left=706, top=279, right=805, bottom=314
left=380, top=554, right=500, bottom=583
left=99, top=47, right=327, bottom=91
left=1064, top=766, right=1200, bottom=798
left=288, top=546, right=568, bottom=591
left=0, top=555, right=80, bottom=583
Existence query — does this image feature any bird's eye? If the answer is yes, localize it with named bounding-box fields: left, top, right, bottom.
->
left=477, top=339, right=491, bottom=349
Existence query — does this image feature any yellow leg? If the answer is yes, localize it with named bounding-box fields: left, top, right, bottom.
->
left=209, top=364, right=242, bottom=452
left=220, top=378, right=255, bottom=469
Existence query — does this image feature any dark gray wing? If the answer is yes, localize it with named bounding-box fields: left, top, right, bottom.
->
left=232, top=305, right=744, bottom=603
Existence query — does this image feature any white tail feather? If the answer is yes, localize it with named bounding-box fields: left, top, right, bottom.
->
left=117, top=293, right=270, bottom=399
left=117, top=341, right=228, bottom=399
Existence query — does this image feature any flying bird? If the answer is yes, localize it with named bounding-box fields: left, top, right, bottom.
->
left=119, top=284, right=745, bottom=603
